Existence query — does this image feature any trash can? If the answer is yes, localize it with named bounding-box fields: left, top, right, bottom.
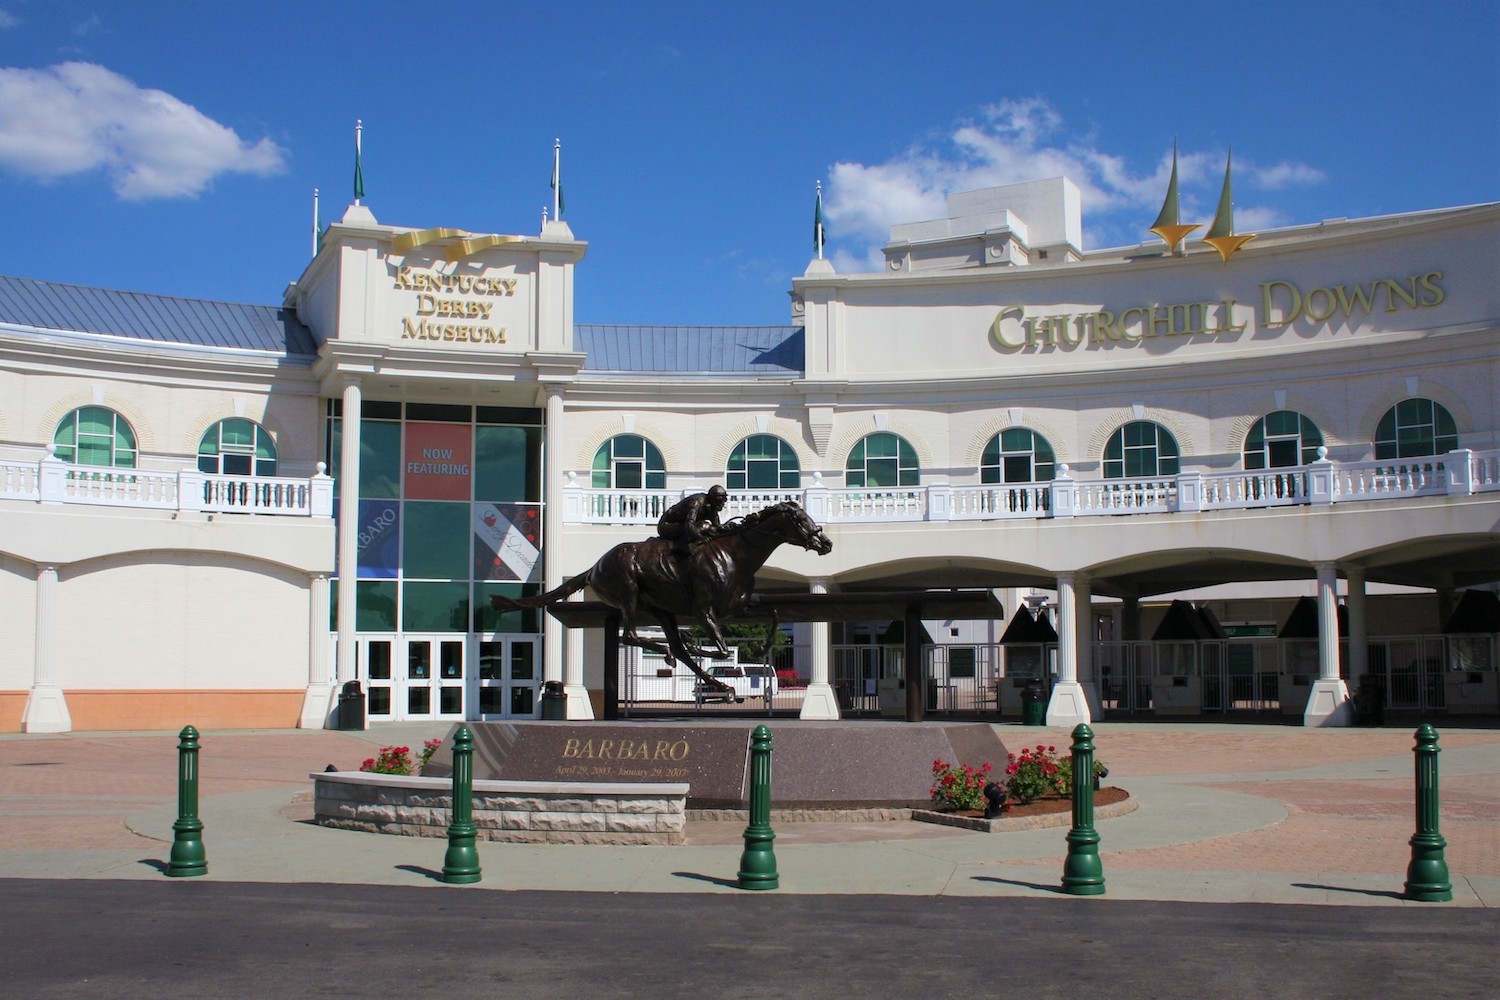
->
left=1023, top=679, right=1046, bottom=726
left=1354, top=673, right=1385, bottom=726
left=337, top=680, right=365, bottom=731
left=540, top=680, right=567, bottom=721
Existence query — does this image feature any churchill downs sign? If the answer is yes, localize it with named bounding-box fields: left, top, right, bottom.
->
left=990, top=271, right=1446, bottom=351
left=393, top=266, right=516, bottom=345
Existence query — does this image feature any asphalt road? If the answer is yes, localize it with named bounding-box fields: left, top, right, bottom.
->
left=2, top=879, right=1494, bottom=999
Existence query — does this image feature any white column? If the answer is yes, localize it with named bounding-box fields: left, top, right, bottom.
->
left=563, top=614, right=592, bottom=718
left=22, top=564, right=72, bottom=733
left=1074, top=574, right=1104, bottom=719
left=1046, top=572, right=1090, bottom=726
left=1304, top=561, right=1353, bottom=726
left=335, top=379, right=362, bottom=694
left=299, top=573, right=336, bottom=728
left=543, top=386, right=590, bottom=719
left=1345, top=567, right=1367, bottom=684
left=799, top=576, right=839, bottom=720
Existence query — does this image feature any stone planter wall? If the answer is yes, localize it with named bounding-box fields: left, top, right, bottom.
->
left=312, top=771, right=689, bottom=845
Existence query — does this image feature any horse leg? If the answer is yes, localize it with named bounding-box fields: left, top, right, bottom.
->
left=653, top=608, right=729, bottom=692
left=694, top=606, right=735, bottom=661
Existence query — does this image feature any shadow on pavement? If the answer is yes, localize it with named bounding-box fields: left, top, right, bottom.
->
left=395, top=864, right=445, bottom=883
left=1293, top=882, right=1408, bottom=900
left=672, top=871, right=741, bottom=888
left=971, top=875, right=1068, bottom=894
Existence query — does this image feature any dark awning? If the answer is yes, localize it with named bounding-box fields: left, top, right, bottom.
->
left=999, top=606, right=1057, bottom=644
left=1153, top=599, right=1228, bottom=640
left=1278, top=596, right=1349, bottom=639
left=1444, top=589, right=1500, bottom=634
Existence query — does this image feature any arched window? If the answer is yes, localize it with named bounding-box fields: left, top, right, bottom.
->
left=53, top=406, right=137, bottom=468
left=726, top=434, right=800, bottom=490
left=1374, top=398, right=1458, bottom=459
left=591, top=434, right=665, bottom=489
left=1243, top=411, right=1324, bottom=469
left=981, top=428, right=1057, bottom=484
left=845, top=432, right=919, bottom=488
left=1103, top=421, right=1179, bottom=479
left=198, top=418, right=278, bottom=476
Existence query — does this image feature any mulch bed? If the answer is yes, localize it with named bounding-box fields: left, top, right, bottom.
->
left=935, top=785, right=1130, bottom=820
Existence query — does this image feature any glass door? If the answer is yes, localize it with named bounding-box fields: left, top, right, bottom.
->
left=362, top=638, right=395, bottom=722
left=399, top=637, right=466, bottom=721
left=475, top=637, right=541, bottom=719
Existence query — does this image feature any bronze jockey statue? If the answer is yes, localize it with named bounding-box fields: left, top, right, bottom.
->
left=657, top=484, right=729, bottom=560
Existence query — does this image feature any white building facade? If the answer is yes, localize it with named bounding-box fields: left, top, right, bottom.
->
left=2, top=180, right=1496, bottom=732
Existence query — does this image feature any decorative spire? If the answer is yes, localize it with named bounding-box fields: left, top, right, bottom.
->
left=1148, top=141, right=1200, bottom=254
left=813, top=180, right=827, bottom=259
left=551, top=138, right=564, bottom=220
left=354, top=120, right=365, bottom=205
left=1202, top=147, right=1257, bottom=262
left=312, top=187, right=320, bottom=257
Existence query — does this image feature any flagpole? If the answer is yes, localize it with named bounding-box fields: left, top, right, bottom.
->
left=312, top=187, right=320, bottom=257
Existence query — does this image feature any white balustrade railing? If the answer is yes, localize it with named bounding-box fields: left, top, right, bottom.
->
left=1331, top=458, right=1447, bottom=500
left=0, top=454, right=333, bottom=517
left=9, top=447, right=1497, bottom=528
left=1200, top=469, right=1308, bottom=509
left=949, top=484, right=1049, bottom=519
left=1072, top=478, right=1176, bottom=515
left=563, top=448, right=1498, bottom=526
left=831, top=488, right=926, bottom=521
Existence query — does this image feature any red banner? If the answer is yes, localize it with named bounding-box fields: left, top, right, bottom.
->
left=404, top=423, right=472, bottom=500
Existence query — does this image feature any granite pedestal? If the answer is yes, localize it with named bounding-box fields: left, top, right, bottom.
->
left=425, top=720, right=1009, bottom=809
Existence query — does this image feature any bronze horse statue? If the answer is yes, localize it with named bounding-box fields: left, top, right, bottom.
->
left=491, top=501, right=832, bottom=690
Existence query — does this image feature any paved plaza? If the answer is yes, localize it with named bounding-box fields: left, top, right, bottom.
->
left=1, top=719, right=1496, bottom=905
left=3, top=720, right=1497, bottom=998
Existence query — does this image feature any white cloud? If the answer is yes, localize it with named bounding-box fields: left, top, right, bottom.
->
left=1250, top=160, right=1326, bottom=190
left=823, top=97, right=1322, bottom=262
left=0, top=10, right=18, bottom=29
left=0, top=62, right=287, bottom=200
left=72, top=13, right=103, bottom=36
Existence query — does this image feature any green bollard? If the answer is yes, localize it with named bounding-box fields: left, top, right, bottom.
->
left=442, top=725, right=482, bottom=885
left=1403, top=723, right=1452, bottom=902
left=1060, top=722, right=1105, bottom=896
left=167, top=725, right=207, bottom=877
left=737, top=724, right=778, bottom=890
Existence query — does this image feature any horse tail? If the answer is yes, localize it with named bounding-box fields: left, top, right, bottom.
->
left=490, top=570, right=592, bottom=610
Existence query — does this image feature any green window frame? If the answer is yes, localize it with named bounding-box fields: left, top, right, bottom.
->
left=1103, top=421, right=1180, bottom=479
left=845, top=432, right=919, bottom=488
left=1374, top=398, right=1458, bottom=460
left=53, top=406, right=137, bottom=468
left=726, top=434, right=800, bottom=490
left=1243, top=411, right=1323, bottom=470
left=592, top=434, right=666, bottom=489
left=197, top=418, right=278, bottom=476
left=980, top=428, right=1057, bottom=484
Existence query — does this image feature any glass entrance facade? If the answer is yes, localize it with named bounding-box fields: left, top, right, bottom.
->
left=328, top=401, right=545, bottom=720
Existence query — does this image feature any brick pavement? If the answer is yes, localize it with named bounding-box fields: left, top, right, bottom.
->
left=2, top=722, right=1496, bottom=896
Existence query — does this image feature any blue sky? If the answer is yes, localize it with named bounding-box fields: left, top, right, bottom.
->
left=0, top=1, right=1495, bottom=326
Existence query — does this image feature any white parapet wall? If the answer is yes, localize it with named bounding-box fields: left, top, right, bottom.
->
left=312, top=771, right=689, bottom=845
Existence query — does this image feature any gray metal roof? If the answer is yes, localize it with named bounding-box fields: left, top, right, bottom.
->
left=0, top=274, right=319, bottom=356
left=576, top=324, right=803, bottom=374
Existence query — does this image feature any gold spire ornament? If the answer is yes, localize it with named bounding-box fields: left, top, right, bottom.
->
left=1148, top=142, right=1200, bottom=254
left=1202, top=148, right=1257, bottom=263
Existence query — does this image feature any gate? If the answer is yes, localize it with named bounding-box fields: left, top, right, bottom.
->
left=1201, top=639, right=1279, bottom=712
left=1370, top=636, right=1447, bottom=712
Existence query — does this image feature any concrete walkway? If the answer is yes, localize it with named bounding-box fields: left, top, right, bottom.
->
left=2, top=720, right=1496, bottom=906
